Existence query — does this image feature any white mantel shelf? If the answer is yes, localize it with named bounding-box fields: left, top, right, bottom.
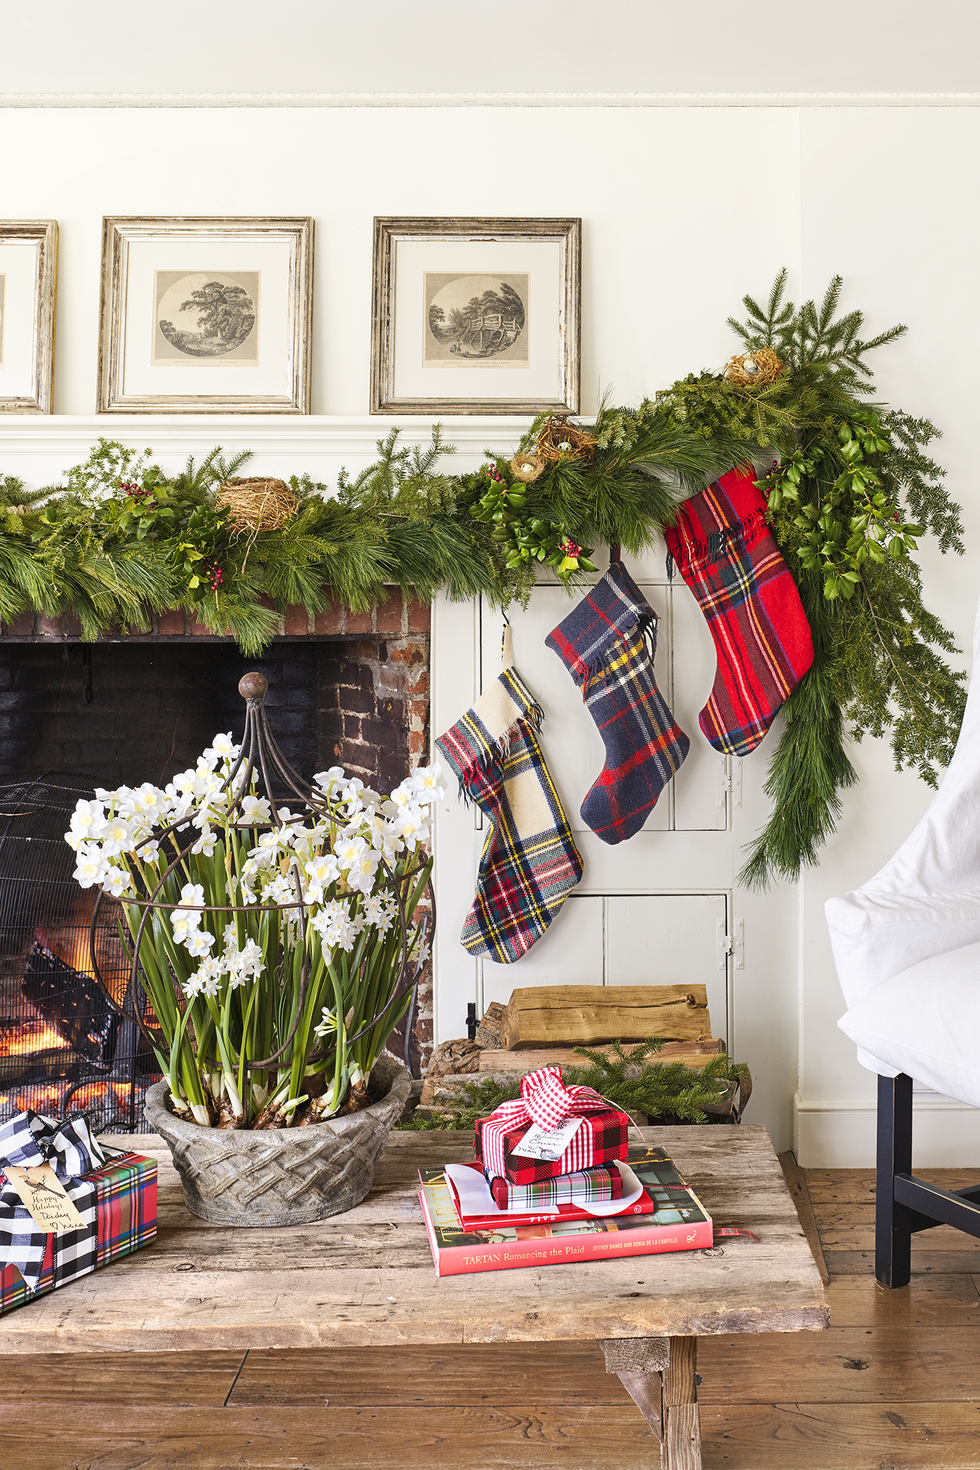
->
left=0, top=416, right=530, bottom=473
left=0, top=417, right=531, bottom=489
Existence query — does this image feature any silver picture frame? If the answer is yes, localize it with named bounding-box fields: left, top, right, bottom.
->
left=98, top=216, right=314, bottom=414
left=370, top=217, right=581, bottom=415
left=0, top=220, right=58, bottom=414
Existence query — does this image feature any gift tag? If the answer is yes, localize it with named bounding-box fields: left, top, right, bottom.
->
left=3, top=1164, right=85, bottom=1232
left=511, top=1117, right=584, bottom=1161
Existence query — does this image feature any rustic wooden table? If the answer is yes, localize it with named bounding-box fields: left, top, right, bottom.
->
left=0, top=1124, right=827, bottom=1470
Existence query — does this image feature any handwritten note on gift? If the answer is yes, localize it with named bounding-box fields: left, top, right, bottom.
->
left=3, top=1164, right=86, bottom=1232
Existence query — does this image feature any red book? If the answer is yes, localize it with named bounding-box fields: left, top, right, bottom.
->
left=418, top=1146, right=713, bottom=1278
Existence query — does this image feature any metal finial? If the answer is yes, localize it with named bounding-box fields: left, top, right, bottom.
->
left=238, top=672, right=268, bottom=703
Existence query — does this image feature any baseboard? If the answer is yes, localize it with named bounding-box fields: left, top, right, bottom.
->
left=794, top=1093, right=980, bottom=1168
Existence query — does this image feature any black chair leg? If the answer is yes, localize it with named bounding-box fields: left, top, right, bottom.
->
left=876, top=1072, right=914, bottom=1287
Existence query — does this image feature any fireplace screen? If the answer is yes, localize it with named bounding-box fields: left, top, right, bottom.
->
left=0, top=774, right=158, bottom=1132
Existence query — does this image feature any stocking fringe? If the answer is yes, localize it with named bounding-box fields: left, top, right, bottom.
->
left=581, top=608, right=656, bottom=691
left=454, top=711, right=543, bottom=807
left=666, top=505, right=768, bottom=579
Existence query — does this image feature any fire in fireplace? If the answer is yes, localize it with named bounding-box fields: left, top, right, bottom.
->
left=0, top=772, right=153, bottom=1130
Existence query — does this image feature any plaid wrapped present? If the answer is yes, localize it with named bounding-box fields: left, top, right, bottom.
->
left=487, top=1164, right=624, bottom=1211
left=474, top=1065, right=630, bottom=1184
left=0, top=1111, right=156, bottom=1316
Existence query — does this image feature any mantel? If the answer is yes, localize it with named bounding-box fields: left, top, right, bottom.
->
left=0, top=415, right=529, bottom=485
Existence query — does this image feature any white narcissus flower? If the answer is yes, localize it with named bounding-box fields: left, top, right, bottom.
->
left=73, top=845, right=110, bottom=889
left=191, top=825, right=217, bottom=857
left=395, top=806, right=429, bottom=850
left=170, top=913, right=198, bottom=943
left=241, top=793, right=272, bottom=823
left=361, top=894, right=393, bottom=933
left=185, top=928, right=216, bottom=958
left=262, top=872, right=299, bottom=906
left=103, top=866, right=133, bottom=898
left=203, top=732, right=237, bottom=764
left=335, top=833, right=367, bottom=871
left=69, top=800, right=107, bottom=841
left=100, top=816, right=135, bottom=857
left=413, top=763, right=445, bottom=801
left=184, top=955, right=223, bottom=999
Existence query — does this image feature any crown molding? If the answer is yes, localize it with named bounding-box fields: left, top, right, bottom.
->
left=2, top=91, right=980, bottom=109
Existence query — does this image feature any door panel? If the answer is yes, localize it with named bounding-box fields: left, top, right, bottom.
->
left=606, top=893, right=730, bottom=1049
left=480, top=895, right=604, bottom=1011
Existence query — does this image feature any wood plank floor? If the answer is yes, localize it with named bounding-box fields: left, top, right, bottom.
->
left=2, top=1159, right=979, bottom=1469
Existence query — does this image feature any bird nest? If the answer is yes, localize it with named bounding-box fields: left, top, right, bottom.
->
left=723, top=348, right=785, bottom=387
left=216, top=477, right=299, bottom=531
left=536, top=416, right=597, bottom=464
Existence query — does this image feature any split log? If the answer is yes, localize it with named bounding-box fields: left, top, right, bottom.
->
left=474, top=1001, right=505, bottom=1050
left=479, top=1039, right=725, bottom=1072
left=499, top=985, right=710, bottom=1050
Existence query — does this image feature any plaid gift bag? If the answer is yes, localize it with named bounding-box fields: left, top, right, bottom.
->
left=487, top=1165, right=624, bottom=1211
left=475, top=1065, right=630, bottom=1184
left=0, top=1111, right=157, bottom=1316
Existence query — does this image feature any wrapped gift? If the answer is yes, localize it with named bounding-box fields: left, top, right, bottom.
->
left=0, top=1111, right=157, bottom=1316
left=486, top=1164, right=624, bottom=1211
left=474, top=1065, right=630, bottom=1184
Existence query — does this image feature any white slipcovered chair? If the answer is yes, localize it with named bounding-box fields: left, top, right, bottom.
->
left=826, top=596, right=980, bottom=1287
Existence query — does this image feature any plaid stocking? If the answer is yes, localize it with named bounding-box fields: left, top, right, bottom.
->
left=435, top=628, right=583, bottom=963
left=546, top=558, right=690, bottom=845
left=663, top=465, right=814, bottom=757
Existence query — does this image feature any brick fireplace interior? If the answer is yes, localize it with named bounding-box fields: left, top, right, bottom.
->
left=0, top=593, right=432, bottom=1129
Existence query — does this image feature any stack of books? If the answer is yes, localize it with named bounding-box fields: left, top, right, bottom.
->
left=418, top=1145, right=713, bottom=1277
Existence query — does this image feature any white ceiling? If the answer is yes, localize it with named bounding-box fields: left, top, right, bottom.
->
left=3, top=0, right=979, bottom=102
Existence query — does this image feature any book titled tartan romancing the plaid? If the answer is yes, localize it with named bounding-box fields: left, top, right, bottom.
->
left=419, top=1146, right=713, bottom=1277
left=0, top=1148, right=157, bottom=1316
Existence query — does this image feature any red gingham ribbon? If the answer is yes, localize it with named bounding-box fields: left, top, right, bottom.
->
left=491, top=1065, right=609, bottom=1132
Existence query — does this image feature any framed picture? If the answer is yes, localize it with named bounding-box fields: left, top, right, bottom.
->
left=97, top=217, right=313, bottom=413
left=0, top=221, right=58, bottom=414
left=370, top=217, right=581, bottom=415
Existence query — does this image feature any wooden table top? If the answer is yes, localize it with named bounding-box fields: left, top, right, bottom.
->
left=0, top=1124, right=828, bottom=1355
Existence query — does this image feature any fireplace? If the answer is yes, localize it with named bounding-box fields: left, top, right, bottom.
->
left=0, top=595, right=432, bottom=1128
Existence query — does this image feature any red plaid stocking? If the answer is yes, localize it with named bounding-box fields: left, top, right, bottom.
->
left=663, top=466, right=813, bottom=756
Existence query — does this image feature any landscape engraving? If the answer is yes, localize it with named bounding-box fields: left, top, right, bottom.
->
left=424, top=273, right=528, bottom=367
left=153, top=271, right=260, bottom=364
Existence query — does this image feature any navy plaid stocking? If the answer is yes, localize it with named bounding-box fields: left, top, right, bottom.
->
left=546, top=558, right=690, bottom=844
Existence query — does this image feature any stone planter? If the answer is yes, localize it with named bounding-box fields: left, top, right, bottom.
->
left=143, top=1055, right=411, bottom=1226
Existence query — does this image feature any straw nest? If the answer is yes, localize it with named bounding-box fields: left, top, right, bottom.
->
left=723, top=348, right=785, bottom=387
left=508, top=451, right=546, bottom=483
left=536, top=415, right=597, bottom=464
left=216, top=477, right=299, bottom=531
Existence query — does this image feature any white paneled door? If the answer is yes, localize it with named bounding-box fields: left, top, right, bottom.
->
left=431, top=551, right=744, bottom=1055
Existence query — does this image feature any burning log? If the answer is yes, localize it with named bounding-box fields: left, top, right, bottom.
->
left=22, top=943, right=118, bottom=1069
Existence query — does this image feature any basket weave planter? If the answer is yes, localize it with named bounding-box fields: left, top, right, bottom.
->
left=144, top=1055, right=411, bottom=1226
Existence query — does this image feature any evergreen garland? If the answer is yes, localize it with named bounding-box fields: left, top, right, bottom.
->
left=0, top=273, right=964, bottom=887
left=655, top=273, right=965, bottom=887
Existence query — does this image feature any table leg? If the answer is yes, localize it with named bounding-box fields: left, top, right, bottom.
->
left=662, top=1336, right=701, bottom=1469
left=599, top=1335, right=702, bottom=1469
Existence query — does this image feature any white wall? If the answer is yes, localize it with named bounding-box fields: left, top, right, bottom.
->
left=1, top=99, right=977, bottom=1162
